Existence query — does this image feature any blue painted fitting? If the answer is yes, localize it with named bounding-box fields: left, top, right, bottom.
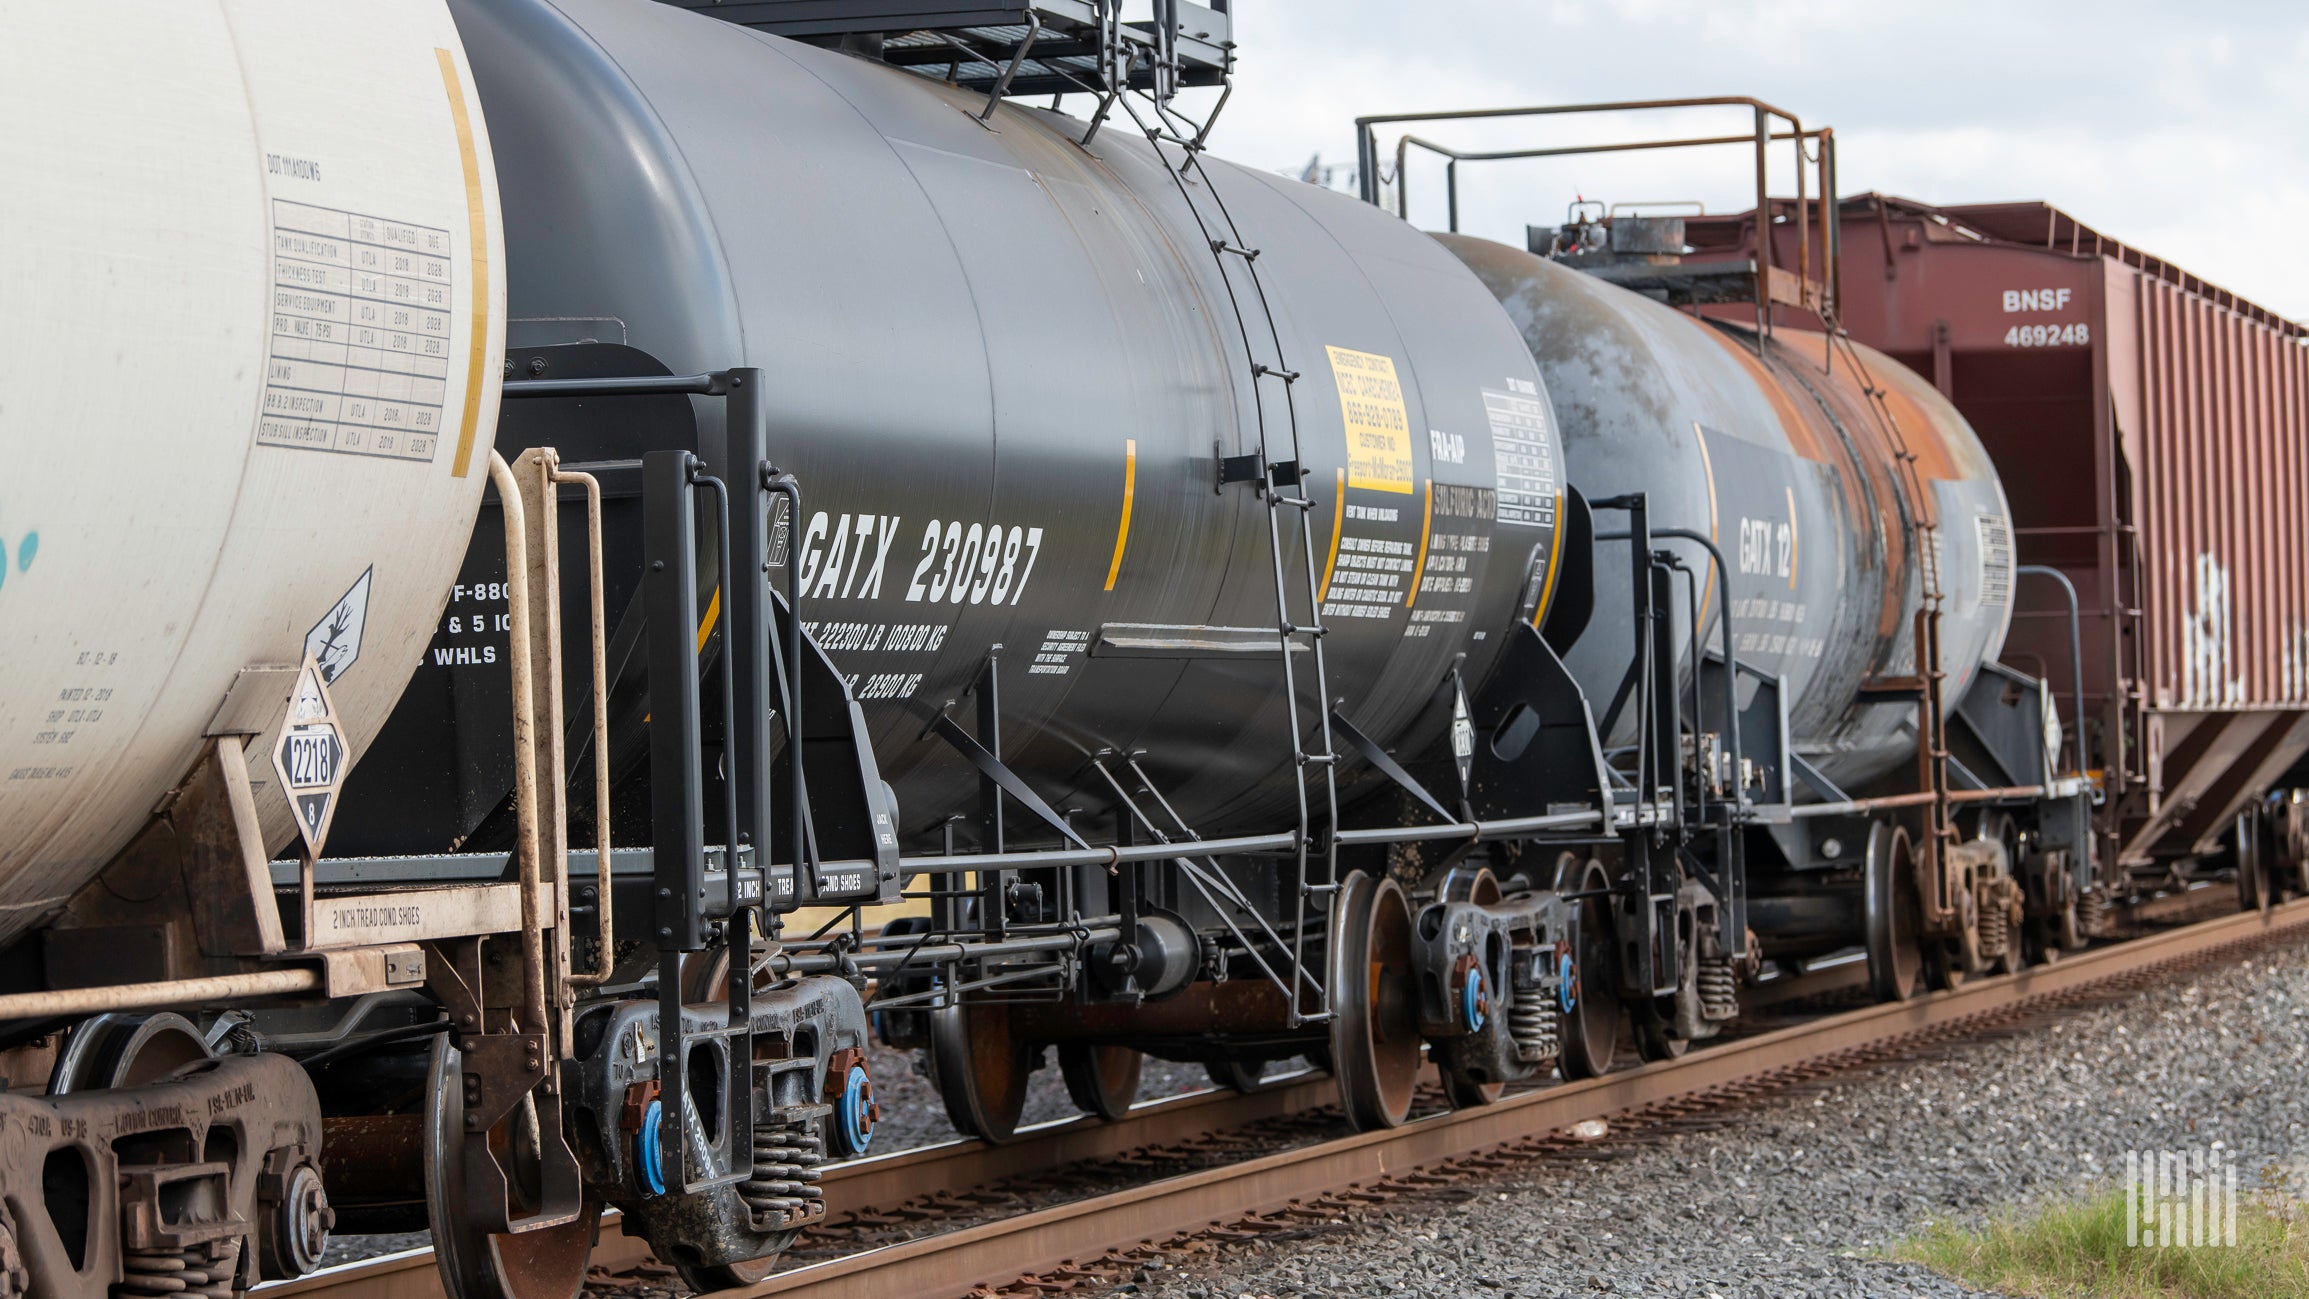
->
left=637, top=1097, right=666, bottom=1196
left=1558, top=951, right=1578, bottom=1013
left=1461, top=966, right=1486, bottom=1032
left=832, top=1063, right=876, bottom=1157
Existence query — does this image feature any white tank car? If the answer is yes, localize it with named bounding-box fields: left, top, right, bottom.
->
left=0, top=0, right=504, bottom=945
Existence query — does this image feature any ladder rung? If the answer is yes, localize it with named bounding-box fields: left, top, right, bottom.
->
left=1172, top=130, right=1341, bottom=868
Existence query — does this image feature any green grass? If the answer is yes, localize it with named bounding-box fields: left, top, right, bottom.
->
left=1891, top=1187, right=2309, bottom=1298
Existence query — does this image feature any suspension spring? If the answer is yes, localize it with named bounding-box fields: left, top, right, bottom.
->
left=117, top=1239, right=239, bottom=1299
left=1977, top=899, right=2010, bottom=961
left=1698, top=954, right=1740, bottom=1022
left=740, top=1123, right=827, bottom=1230
left=1506, top=984, right=1558, bottom=1064
left=2079, top=889, right=2112, bottom=937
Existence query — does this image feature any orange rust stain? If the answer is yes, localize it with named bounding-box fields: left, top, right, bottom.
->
left=1693, top=324, right=1835, bottom=465
left=1707, top=322, right=1915, bottom=644
left=1867, top=358, right=1972, bottom=485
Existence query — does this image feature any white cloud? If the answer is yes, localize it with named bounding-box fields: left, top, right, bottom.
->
left=1169, top=0, right=2309, bottom=319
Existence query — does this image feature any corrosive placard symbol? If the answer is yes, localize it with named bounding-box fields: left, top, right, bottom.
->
left=273, top=655, right=348, bottom=858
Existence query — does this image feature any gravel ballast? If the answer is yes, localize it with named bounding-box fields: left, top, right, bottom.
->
left=1100, top=937, right=2309, bottom=1299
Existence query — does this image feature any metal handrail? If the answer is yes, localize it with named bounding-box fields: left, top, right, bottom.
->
left=1352, top=97, right=1839, bottom=342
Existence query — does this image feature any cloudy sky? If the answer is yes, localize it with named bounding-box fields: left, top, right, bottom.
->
left=1159, top=1, right=2309, bottom=321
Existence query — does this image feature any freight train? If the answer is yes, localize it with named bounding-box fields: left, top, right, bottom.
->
left=1, top=4, right=2299, bottom=1298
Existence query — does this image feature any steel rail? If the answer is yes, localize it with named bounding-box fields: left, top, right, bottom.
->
left=255, top=900, right=2309, bottom=1299
left=727, top=898, right=2309, bottom=1299
left=808, top=1069, right=1332, bottom=1214
left=254, top=1071, right=1335, bottom=1298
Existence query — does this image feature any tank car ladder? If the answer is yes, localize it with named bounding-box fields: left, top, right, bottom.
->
left=1827, top=331, right=1963, bottom=928
left=1119, top=90, right=1340, bottom=1028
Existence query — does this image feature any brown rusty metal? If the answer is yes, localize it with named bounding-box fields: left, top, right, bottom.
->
left=37, top=735, right=291, bottom=995
left=1789, top=782, right=2047, bottom=820
left=485, top=451, right=550, bottom=1046
left=0, top=968, right=323, bottom=1020
left=1355, top=98, right=1838, bottom=338
left=0, top=1051, right=323, bottom=1299
left=548, top=462, right=616, bottom=990
left=319, top=1115, right=425, bottom=1206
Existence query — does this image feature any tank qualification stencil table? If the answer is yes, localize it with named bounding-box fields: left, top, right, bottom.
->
left=262, top=198, right=455, bottom=463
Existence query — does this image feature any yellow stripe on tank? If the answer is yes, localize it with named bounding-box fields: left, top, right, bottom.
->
left=643, top=587, right=721, bottom=723
left=436, top=48, right=490, bottom=480
left=1692, top=421, right=1721, bottom=622
left=1320, top=468, right=1346, bottom=601
left=1532, top=491, right=1568, bottom=627
left=1105, top=439, right=1137, bottom=591
left=696, top=587, right=721, bottom=653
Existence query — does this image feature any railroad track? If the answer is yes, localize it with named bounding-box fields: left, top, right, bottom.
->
left=260, top=899, right=2309, bottom=1299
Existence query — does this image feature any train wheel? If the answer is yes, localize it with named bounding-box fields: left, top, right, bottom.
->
left=422, top=1037, right=597, bottom=1299
left=1556, top=858, right=1622, bottom=1079
left=1328, top=873, right=1421, bottom=1131
left=1057, top=1043, right=1143, bottom=1121
left=1439, top=865, right=1502, bottom=905
left=929, top=994, right=1031, bottom=1144
left=48, top=1012, right=213, bottom=1093
left=2236, top=809, right=2273, bottom=913
left=1864, top=825, right=1924, bottom=1002
left=1205, top=1058, right=1274, bottom=1093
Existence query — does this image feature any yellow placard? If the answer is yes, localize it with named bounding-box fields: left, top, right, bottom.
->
left=1326, top=345, right=1414, bottom=494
